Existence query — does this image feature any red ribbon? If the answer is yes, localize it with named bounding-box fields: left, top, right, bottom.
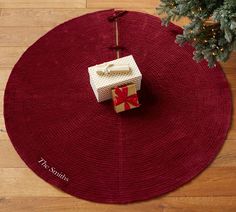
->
left=113, top=86, right=140, bottom=111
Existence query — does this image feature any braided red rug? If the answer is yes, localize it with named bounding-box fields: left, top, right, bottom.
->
left=4, top=9, right=231, bottom=203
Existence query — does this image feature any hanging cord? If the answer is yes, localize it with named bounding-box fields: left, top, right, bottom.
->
left=108, top=11, right=128, bottom=59
left=115, top=20, right=120, bottom=58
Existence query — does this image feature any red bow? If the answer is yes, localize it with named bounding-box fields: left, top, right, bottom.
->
left=113, top=86, right=140, bottom=110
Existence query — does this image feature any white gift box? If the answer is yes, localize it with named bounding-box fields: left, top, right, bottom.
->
left=88, top=55, right=142, bottom=102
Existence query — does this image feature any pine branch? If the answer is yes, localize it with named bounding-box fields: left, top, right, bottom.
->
left=157, top=0, right=236, bottom=67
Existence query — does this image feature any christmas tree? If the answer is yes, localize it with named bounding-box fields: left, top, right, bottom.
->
left=157, top=0, right=236, bottom=67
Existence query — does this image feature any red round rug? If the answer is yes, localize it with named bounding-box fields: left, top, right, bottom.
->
left=4, top=9, right=232, bottom=204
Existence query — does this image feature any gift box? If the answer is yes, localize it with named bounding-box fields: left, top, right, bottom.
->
left=88, top=55, right=142, bottom=102
left=112, top=83, right=140, bottom=113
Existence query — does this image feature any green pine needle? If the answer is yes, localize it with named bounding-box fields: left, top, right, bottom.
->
left=157, top=0, right=236, bottom=67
